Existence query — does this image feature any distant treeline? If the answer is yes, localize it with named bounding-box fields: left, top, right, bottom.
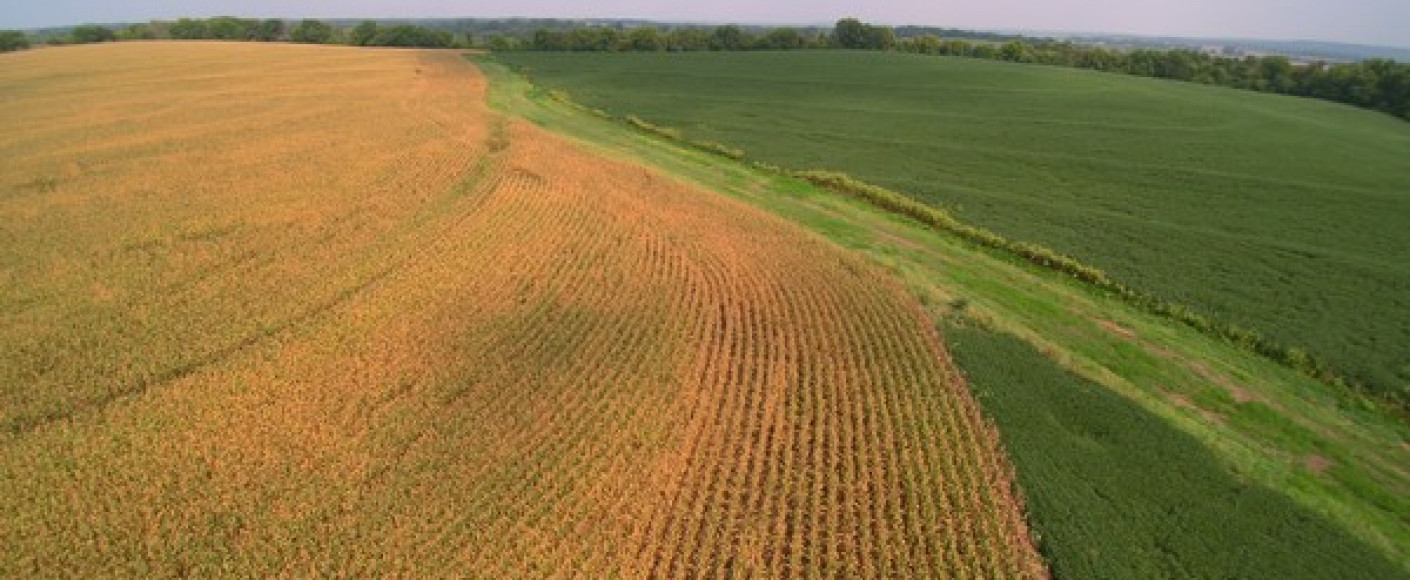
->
left=507, top=18, right=1410, bottom=121
left=897, top=35, right=1410, bottom=121
left=1, top=18, right=460, bottom=50
left=0, top=30, right=30, bottom=52
left=4, top=16, right=1406, bottom=119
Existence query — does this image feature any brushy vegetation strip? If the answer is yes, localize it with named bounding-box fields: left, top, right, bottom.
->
left=537, top=83, right=1405, bottom=416
left=495, top=49, right=1410, bottom=410
left=478, top=55, right=1410, bottom=573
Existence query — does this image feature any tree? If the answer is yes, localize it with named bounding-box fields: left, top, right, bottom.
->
left=168, top=18, right=209, bottom=40
left=833, top=18, right=866, bottom=49
left=204, top=17, right=252, bottom=40
left=290, top=20, right=335, bottom=44
left=598, top=27, right=622, bottom=51
left=487, top=35, right=517, bottom=52
left=905, top=34, right=942, bottom=54
left=255, top=19, right=285, bottom=42
left=626, top=27, right=665, bottom=51
left=667, top=28, right=710, bottom=52
left=1257, top=56, right=1294, bottom=92
left=532, top=28, right=568, bottom=51
left=350, top=21, right=378, bottom=46
left=566, top=28, right=606, bottom=51
left=757, top=27, right=805, bottom=50
left=862, top=25, right=896, bottom=50
left=999, top=41, right=1033, bottom=63
left=710, top=25, right=748, bottom=51
left=969, top=44, right=999, bottom=59
left=117, top=24, right=157, bottom=41
left=70, top=25, right=116, bottom=44
left=368, top=25, right=452, bottom=48
left=0, top=30, right=29, bottom=52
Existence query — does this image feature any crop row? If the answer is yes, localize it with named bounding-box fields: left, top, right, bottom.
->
left=574, top=87, right=1405, bottom=415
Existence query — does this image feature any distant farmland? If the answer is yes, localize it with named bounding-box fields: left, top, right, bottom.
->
left=496, top=50, right=1410, bottom=403
left=0, top=44, right=1043, bottom=577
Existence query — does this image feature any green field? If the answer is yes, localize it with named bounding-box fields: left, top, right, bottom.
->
left=944, top=322, right=1401, bottom=579
left=494, top=50, right=1410, bottom=403
left=477, top=55, right=1410, bottom=575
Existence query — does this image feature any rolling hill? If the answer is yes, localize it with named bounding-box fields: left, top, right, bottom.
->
left=496, top=50, right=1410, bottom=405
left=0, top=43, right=1043, bottom=577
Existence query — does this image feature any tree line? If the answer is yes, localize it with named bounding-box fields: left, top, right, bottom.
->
left=1, top=18, right=461, bottom=50
left=0, top=30, right=29, bottom=52
left=507, top=18, right=1410, bottom=121
left=897, top=35, right=1410, bottom=120
left=3, top=16, right=1406, bottom=120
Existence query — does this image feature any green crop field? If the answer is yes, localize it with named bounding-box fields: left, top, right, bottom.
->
left=477, top=55, right=1410, bottom=575
left=944, top=322, right=1401, bottom=579
left=494, top=50, right=1410, bottom=404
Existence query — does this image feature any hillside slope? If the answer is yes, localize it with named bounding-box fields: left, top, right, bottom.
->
left=477, top=55, right=1410, bottom=576
left=497, top=50, right=1410, bottom=403
left=0, top=43, right=1042, bottom=577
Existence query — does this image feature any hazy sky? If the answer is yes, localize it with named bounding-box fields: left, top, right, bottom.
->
left=6, top=0, right=1409, bottom=48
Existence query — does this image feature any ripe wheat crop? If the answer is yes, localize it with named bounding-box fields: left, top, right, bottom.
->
left=0, top=43, right=1043, bottom=577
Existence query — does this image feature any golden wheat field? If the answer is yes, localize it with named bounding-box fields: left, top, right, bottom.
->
left=0, top=42, right=1044, bottom=577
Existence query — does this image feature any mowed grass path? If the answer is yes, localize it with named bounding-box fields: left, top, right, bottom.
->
left=0, top=44, right=1043, bottom=577
left=497, top=50, right=1410, bottom=401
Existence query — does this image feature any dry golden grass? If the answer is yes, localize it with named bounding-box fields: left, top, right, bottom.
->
left=0, top=43, right=1044, bottom=577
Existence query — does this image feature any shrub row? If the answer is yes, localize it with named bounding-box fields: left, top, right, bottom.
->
left=625, top=116, right=746, bottom=161
left=0, top=30, right=29, bottom=52
left=787, top=168, right=1400, bottom=411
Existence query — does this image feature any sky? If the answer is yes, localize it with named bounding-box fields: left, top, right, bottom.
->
left=4, top=0, right=1408, bottom=49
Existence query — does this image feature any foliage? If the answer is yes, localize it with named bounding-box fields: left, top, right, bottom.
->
left=254, top=19, right=285, bottom=42
left=494, top=51, right=1410, bottom=408
left=832, top=18, right=896, bottom=50
left=894, top=36, right=1410, bottom=120
left=70, top=25, right=116, bottom=44
left=623, top=115, right=745, bottom=160
left=511, top=16, right=1410, bottom=120
left=116, top=24, right=159, bottom=41
left=625, top=26, right=665, bottom=51
left=667, top=28, right=711, bottom=52
left=944, top=323, right=1403, bottom=579
left=167, top=18, right=209, bottom=40
left=289, top=19, right=335, bottom=44
left=167, top=17, right=278, bottom=41
left=158, top=17, right=447, bottom=48
left=756, top=27, right=806, bottom=50
left=479, top=54, right=1410, bottom=572
left=0, top=30, right=28, bottom=52
left=367, top=24, right=453, bottom=48
left=709, top=25, right=749, bottom=51
left=349, top=20, right=378, bottom=46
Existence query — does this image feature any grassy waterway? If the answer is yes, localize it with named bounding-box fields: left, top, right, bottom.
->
left=475, top=54, right=1409, bottom=575
left=497, top=50, right=1410, bottom=407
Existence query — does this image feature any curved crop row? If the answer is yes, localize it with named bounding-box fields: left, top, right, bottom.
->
left=567, top=83, right=1405, bottom=415
left=1, top=43, right=1045, bottom=577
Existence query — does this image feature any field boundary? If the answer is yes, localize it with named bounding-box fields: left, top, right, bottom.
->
left=476, top=53, right=1410, bottom=572
left=518, top=74, right=1405, bottom=418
